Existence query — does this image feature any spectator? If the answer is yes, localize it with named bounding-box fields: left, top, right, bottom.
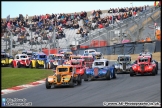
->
left=98, top=23, right=104, bottom=29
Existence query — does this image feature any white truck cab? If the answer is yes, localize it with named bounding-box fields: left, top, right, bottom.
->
left=83, top=49, right=97, bottom=55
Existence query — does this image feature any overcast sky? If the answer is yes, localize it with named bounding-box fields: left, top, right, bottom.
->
left=2, top=1, right=154, bottom=18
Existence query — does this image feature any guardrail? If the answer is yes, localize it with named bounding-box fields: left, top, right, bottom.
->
left=72, top=40, right=161, bottom=55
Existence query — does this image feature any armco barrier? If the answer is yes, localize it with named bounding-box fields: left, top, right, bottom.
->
left=144, top=41, right=156, bottom=53
left=123, top=42, right=135, bottom=54
left=134, top=42, right=144, bottom=54
left=114, top=44, right=124, bottom=55
left=72, top=40, right=161, bottom=55
left=155, top=40, right=161, bottom=52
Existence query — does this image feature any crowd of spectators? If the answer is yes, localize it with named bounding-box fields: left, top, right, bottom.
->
left=76, top=5, right=151, bottom=39
left=1, top=4, right=159, bottom=50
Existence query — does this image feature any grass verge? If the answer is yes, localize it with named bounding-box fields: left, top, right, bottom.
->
left=1, top=68, right=53, bottom=90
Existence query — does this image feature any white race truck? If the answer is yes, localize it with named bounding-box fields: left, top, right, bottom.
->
left=83, top=49, right=103, bottom=59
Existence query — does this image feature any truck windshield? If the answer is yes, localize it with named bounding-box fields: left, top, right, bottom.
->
left=72, top=57, right=81, bottom=59
left=94, top=62, right=104, bottom=66
left=71, top=61, right=80, bottom=65
left=39, top=55, right=46, bottom=58
left=139, top=58, right=148, bottom=62
left=20, top=56, right=27, bottom=58
left=58, top=68, right=68, bottom=72
left=119, top=57, right=129, bottom=61
left=89, top=51, right=95, bottom=53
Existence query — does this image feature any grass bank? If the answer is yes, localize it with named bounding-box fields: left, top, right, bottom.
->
left=1, top=68, right=53, bottom=89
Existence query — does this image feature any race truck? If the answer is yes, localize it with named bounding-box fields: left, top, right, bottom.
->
left=130, top=56, right=158, bottom=77
left=29, top=52, right=47, bottom=69
left=84, top=59, right=117, bottom=81
left=1, top=52, right=13, bottom=67
left=45, top=65, right=82, bottom=89
left=70, top=59, right=86, bottom=78
left=22, top=50, right=33, bottom=59
left=58, top=48, right=73, bottom=59
left=139, top=52, right=158, bottom=70
left=114, top=55, right=132, bottom=73
left=83, top=49, right=103, bottom=59
left=11, top=54, right=30, bottom=68
left=46, top=54, right=64, bottom=69
left=81, top=55, right=94, bottom=69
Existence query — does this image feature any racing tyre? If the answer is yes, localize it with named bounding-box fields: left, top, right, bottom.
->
left=36, top=61, right=39, bottom=69
left=44, top=63, right=47, bottom=69
left=130, top=68, right=135, bottom=77
left=77, top=75, right=82, bottom=85
left=156, top=61, right=158, bottom=71
left=50, top=62, right=54, bottom=69
left=106, top=70, right=111, bottom=80
left=46, top=78, right=51, bottom=89
left=17, top=62, right=21, bottom=68
left=83, top=72, right=88, bottom=81
left=81, top=71, right=85, bottom=79
left=69, top=77, right=75, bottom=87
left=11, top=61, right=14, bottom=68
left=151, top=68, right=156, bottom=76
left=113, top=68, right=117, bottom=79
left=29, top=62, right=33, bottom=68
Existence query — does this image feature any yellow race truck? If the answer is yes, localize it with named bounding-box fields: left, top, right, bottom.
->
left=29, top=52, right=47, bottom=69
left=45, top=65, right=82, bottom=89
left=1, top=52, right=13, bottom=67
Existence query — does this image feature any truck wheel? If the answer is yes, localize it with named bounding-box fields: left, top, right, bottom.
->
left=17, top=62, right=21, bottom=68
left=83, top=72, right=88, bottom=81
left=156, top=62, right=158, bottom=71
left=113, top=68, right=117, bottom=79
left=81, top=71, right=85, bottom=79
left=11, top=61, right=14, bottom=68
left=36, top=61, right=39, bottom=68
left=106, top=70, right=111, bottom=80
left=77, top=75, right=82, bottom=85
left=130, top=68, right=135, bottom=77
left=44, top=63, right=47, bottom=69
left=50, top=62, right=54, bottom=69
left=46, top=78, right=51, bottom=89
left=69, top=77, right=74, bottom=87
left=29, top=62, right=33, bottom=68
left=152, top=68, right=156, bottom=76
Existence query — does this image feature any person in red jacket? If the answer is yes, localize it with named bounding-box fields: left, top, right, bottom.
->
left=98, top=23, right=104, bottom=29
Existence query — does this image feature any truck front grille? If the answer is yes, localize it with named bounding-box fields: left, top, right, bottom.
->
left=140, top=64, right=145, bottom=71
left=123, top=63, right=126, bottom=70
left=57, top=74, right=61, bottom=83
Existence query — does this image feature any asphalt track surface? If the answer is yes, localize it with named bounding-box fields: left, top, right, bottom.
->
left=2, top=62, right=161, bottom=107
